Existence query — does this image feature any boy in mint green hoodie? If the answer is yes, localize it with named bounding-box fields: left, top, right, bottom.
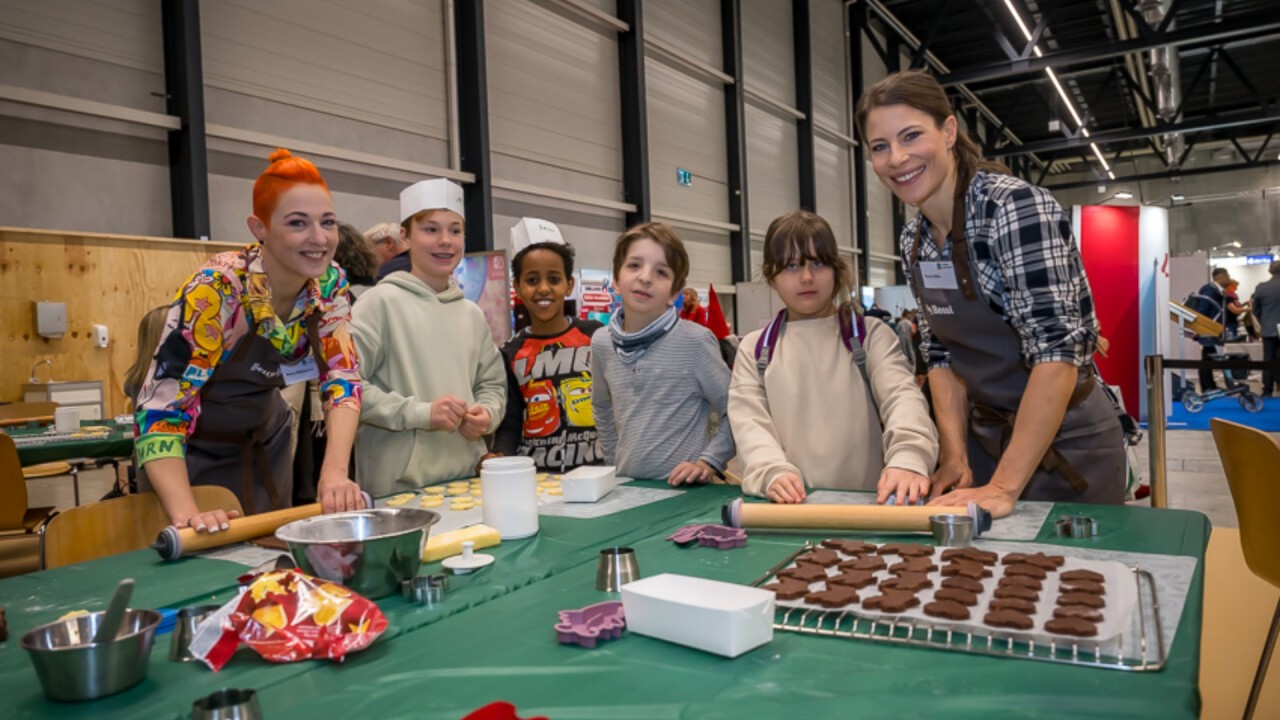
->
left=351, top=178, right=505, bottom=496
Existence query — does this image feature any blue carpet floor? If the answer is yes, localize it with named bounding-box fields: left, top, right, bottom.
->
left=1158, top=394, right=1280, bottom=431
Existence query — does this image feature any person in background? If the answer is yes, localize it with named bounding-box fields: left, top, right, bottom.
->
left=895, top=309, right=917, bottom=368
left=335, top=223, right=379, bottom=299
left=367, top=221, right=411, bottom=282
left=1251, top=260, right=1280, bottom=397
left=1223, top=278, right=1246, bottom=342
left=115, top=305, right=170, bottom=496
left=491, top=219, right=604, bottom=472
left=679, top=287, right=710, bottom=326
left=352, top=178, right=505, bottom=496
left=1189, top=267, right=1230, bottom=390
left=728, top=211, right=937, bottom=504
left=858, top=70, right=1124, bottom=518
left=134, top=149, right=365, bottom=531
left=591, top=222, right=735, bottom=485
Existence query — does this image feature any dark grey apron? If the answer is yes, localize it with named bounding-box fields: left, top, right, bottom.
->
left=908, top=177, right=1124, bottom=504
left=183, top=312, right=325, bottom=514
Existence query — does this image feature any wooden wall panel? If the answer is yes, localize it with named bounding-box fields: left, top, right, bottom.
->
left=0, top=227, right=241, bottom=417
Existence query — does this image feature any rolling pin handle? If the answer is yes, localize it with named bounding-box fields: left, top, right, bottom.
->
left=967, top=502, right=994, bottom=537
left=152, top=525, right=182, bottom=562
left=721, top=499, right=743, bottom=528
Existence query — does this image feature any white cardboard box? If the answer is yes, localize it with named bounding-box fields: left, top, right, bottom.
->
left=561, top=465, right=617, bottom=503
left=620, top=573, right=774, bottom=658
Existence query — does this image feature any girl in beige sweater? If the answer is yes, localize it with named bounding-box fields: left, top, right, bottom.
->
left=728, top=211, right=938, bottom=504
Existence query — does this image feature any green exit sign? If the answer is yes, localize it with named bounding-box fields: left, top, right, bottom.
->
left=676, top=168, right=693, bottom=186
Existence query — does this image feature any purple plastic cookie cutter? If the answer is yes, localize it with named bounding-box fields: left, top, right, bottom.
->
left=554, top=600, right=626, bottom=648
left=667, top=524, right=747, bottom=549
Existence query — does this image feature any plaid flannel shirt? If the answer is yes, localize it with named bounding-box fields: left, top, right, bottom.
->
left=900, top=171, right=1099, bottom=370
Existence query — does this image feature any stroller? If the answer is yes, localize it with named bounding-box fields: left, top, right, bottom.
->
left=1181, top=351, right=1263, bottom=413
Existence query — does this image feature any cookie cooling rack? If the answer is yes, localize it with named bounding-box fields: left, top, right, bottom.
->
left=752, top=544, right=1168, bottom=672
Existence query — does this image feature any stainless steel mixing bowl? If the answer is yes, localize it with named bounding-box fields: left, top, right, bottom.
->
left=275, top=508, right=440, bottom=598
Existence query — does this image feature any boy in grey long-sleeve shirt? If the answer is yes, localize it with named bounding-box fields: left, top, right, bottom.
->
left=590, top=320, right=735, bottom=480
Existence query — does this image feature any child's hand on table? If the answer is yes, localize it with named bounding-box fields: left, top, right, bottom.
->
left=668, top=460, right=715, bottom=486
left=766, top=473, right=807, bottom=503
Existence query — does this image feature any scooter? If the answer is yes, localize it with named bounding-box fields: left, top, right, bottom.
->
left=1181, top=352, right=1264, bottom=413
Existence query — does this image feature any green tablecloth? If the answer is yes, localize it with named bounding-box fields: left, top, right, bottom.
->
left=5, top=420, right=134, bottom=466
left=0, top=489, right=1209, bottom=719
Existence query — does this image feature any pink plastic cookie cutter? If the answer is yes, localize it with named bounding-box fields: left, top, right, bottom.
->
left=667, top=524, right=747, bottom=549
left=554, top=600, right=626, bottom=649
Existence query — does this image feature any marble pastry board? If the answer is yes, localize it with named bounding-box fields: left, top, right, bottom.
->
left=769, top=542, right=1137, bottom=647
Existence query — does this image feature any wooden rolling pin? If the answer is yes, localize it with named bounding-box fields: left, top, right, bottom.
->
left=721, top=498, right=991, bottom=536
left=152, top=492, right=372, bottom=561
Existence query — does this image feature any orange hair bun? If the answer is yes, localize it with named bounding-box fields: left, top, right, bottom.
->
left=252, top=148, right=329, bottom=226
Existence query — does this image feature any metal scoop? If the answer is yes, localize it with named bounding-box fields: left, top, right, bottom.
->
left=92, top=578, right=135, bottom=644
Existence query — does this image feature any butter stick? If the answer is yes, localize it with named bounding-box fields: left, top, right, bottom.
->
left=422, top=524, right=501, bottom=563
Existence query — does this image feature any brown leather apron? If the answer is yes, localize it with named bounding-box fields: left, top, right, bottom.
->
left=908, top=175, right=1124, bottom=503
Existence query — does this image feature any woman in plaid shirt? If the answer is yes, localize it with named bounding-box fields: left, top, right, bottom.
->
left=856, top=71, right=1124, bottom=518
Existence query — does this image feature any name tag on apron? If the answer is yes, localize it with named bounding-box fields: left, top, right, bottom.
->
left=919, top=261, right=959, bottom=290
left=281, top=356, right=320, bottom=386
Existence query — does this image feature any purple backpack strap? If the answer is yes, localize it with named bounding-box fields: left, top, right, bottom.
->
left=754, top=309, right=789, bottom=377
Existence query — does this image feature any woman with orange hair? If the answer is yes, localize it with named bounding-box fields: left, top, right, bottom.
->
left=134, top=149, right=365, bottom=532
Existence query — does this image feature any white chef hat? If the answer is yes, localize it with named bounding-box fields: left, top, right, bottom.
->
left=509, top=218, right=566, bottom=255
left=399, top=178, right=465, bottom=223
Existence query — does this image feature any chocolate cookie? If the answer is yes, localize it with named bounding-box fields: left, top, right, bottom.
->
left=1046, top=617, right=1098, bottom=637
left=827, top=570, right=878, bottom=589
left=1054, top=605, right=1104, bottom=622
left=763, top=577, right=812, bottom=600
left=997, top=574, right=1043, bottom=591
left=1056, top=592, right=1105, bottom=608
left=777, top=563, right=830, bottom=583
left=876, top=543, right=934, bottom=558
left=821, top=539, right=876, bottom=557
left=984, top=609, right=1034, bottom=630
left=989, top=597, right=1036, bottom=614
left=879, top=572, right=933, bottom=593
left=942, top=547, right=998, bottom=566
left=941, top=576, right=985, bottom=594
left=1003, top=563, right=1048, bottom=580
left=934, top=587, right=978, bottom=606
left=942, top=561, right=991, bottom=580
left=839, top=555, right=887, bottom=572
left=1061, top=569, right=1105, bottom=583
left=805, top=586, right=860, bottom=608
left=1021, top=552, right=1066, bottom=571
left=924, top=599, right=971, bottom=620
left=1060, top=580, right=1105, bottom=596
left=795, top=548, right=842, bottom=567
left=1001, top=553, right=1029, bottom=565
left=863, top=591, right=921, bottom=613
left=888, top=557, right=939, bottom=575
left=993, top=585, right=1039, bottom=602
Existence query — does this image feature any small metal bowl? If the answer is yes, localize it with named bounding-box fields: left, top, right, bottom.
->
left=275, top=508, right=440, bottom=599
left=21, top=608, right=162, bottom=702
left=929, top=514, right=975, bottom=547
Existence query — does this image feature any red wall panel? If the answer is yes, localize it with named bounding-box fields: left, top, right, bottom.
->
left=1079, top=206, right=1141, bottom=416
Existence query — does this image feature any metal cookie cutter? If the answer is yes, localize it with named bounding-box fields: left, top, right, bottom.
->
left=402, top=574, right=449, bottom=607
left=1054, top=515, right=1100, bottom=539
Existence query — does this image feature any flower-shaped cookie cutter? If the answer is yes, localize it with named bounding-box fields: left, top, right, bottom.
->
left=554, top=600, right=626, bottom=649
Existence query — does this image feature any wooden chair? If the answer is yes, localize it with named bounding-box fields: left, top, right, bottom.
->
left=40, top=486, right=244, bottom=569
left=0, top=433, right=57, bottom=577
left=0, top=401, right=59, bottom=428
left=1210, top=418, right=1280, bottom=720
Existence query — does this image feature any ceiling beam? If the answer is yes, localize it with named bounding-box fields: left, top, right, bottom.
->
left=1044, top=156, right=1280, bottom=191
left=990, top=106, right=1280, bottom=157
left=938, top=17, right=1280, bottom=87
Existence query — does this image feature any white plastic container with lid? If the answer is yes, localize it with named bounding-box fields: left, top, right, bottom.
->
left=560, top=465, right=617, bottom=503
left=479, top=457, right=539, bottom=539
left=620, top=573, right=774, bottom=658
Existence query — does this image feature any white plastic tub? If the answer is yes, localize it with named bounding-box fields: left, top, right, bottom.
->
left=561, top=465, right=617, bottom=503
left=620, top=573, right=774, bottom=658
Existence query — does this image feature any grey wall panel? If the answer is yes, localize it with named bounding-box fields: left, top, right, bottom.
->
left=816, top=136, right=853, bottom=248
left=680, top=227, right=733, bottom=288
left=645, top=0, right=720, bottom=69
left=746, top=103, right=799, bottom=233
left=201, top=0, right=448, bottom=139
left=647, top=59, right=729, bottom=222
left=742, top=0, right=793, bottom=103
left=204, top=88, right=451, bottom=169
left=487, top=0, right=621, bottom=184
left=810, top=0, right=846, bottom=133
left=861, top=32, right=896, bottom=261
left=0, top=0, right=162, bottom=74
left=0, top=37, right=165, bottom=113
left=0, top=140, right=170, bottom=237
